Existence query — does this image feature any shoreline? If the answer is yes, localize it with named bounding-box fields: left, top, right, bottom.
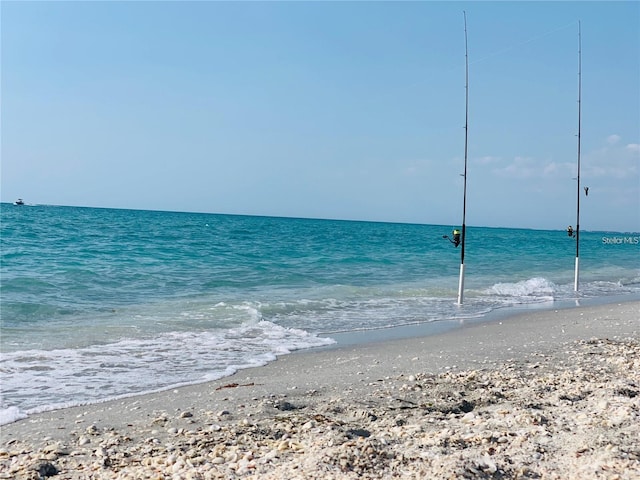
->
left=1, top=300, right=639, bottom=478
left=3, top=293, right=638, bottom=425
left=316, top=292, right=640, bottom=348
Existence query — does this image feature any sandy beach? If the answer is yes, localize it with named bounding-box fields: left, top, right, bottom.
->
left=1, top=301, right=639, bottom=479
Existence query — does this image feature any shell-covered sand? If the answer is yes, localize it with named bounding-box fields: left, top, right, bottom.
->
left=1, top=302, right=639, bottom=479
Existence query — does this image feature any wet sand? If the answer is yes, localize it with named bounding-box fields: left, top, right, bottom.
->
left=1, top=301, right=639, bottom=479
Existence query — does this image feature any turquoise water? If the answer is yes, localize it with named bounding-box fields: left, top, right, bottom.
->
left=1, top=203, right=639, bottom=423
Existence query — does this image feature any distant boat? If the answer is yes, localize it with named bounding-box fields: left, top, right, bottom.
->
left=13, top=199, right=25, bottom=205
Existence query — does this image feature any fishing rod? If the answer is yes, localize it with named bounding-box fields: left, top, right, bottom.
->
left=457, top=11, right=469, bottom=305
left=574, top=21, right=582, bottom=292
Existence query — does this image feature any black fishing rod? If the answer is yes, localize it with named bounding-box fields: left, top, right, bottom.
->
left=457, top=11, right=469, bottom=305
left=574, top=21, right=582, bottom=292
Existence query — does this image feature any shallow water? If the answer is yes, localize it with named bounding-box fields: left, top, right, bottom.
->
left=1, top=203, right=638, bottom=423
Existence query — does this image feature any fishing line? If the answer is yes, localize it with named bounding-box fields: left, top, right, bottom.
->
left=371, top=20, right=578, bottom=102
left=469, top=20, right=578, bottom=66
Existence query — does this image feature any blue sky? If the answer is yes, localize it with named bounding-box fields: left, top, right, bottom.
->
left=2, top=1, right=639, bottom=231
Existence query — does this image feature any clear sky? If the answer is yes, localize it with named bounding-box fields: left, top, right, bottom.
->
left=2, top=1, right=639, bottom=232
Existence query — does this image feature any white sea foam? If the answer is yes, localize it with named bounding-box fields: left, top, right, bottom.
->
left=484, top=277, right=556, bottom=300
left=0, top=406, right=27, bottom=426
left=0, top=321, right=335, bottom=425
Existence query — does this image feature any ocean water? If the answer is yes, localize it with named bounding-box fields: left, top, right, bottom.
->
left=1, top=204, right=639, bottom=425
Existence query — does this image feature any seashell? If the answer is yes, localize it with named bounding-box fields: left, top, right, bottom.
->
left=277, top=441, right=290, bottom=451
left=263, top=449, right=279, bottom=461
left=224, top=451, right=239, bottom=463
left=461, top=412, right=476, bottom=424
left=480, top=455, right=497, bottom=473
left=290, top=442, right=304, bottom=452
left=85, top=424, right=99, bottom=435
left=186, top=448, right=198, bottom=458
